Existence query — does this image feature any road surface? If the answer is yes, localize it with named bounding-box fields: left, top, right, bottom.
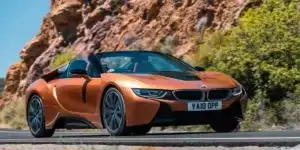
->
left=0, top=129, right=299, bottom=147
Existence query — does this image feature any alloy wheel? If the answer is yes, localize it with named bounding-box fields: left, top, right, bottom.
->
left=103, top=89, right=124, bottom=133
left=27, top=96, right=43, bottom=134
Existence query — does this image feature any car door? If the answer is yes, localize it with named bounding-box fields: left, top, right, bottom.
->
left=54, top=59, right=91, bottom=113
left=54, top=77, right=87, bottom=113
left=83, top=56, right=103, bottom=114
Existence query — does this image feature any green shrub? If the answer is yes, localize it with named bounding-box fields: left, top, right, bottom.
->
left=194, top=0, right=300, bottom=128
left=51, top=48, right=76, bottom=69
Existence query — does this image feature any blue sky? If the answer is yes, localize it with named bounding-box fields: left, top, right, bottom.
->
left=0, top=0, right=49, bottom=78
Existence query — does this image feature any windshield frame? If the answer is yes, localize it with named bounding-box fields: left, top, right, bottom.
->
left=95, top=51, right=197, bottom=74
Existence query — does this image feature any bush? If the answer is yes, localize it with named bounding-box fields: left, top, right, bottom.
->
left=193, top=0, right=300, bottom=128
left=0, top=98, right=27, bottom=129
left=50, top=48, right=76, bottom=69
left=152, top=35, right=178, bottom=55
left=128, top=40, right=144, bottom=50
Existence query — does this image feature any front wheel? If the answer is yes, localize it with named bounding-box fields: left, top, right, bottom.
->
left=102, top=88, right=129, bottom=136
left=27, top=95, right=55, bottom=138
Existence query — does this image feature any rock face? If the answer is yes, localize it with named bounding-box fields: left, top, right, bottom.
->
left=1, top=0, right=248, bottom=104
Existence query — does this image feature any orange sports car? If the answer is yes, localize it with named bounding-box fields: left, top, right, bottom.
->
left=25, top=51, right=248, bottom=137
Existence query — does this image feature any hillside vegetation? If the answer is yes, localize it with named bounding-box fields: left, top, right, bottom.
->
left=193, top=0, right=300, bottom=130
left=50, top=48, right=76, bottom=69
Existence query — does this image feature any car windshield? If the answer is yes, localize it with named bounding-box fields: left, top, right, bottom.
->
left=96, top=51, right=195, bottom=73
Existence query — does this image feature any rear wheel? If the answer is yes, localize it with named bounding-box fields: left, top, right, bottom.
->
left=27, top=95, right=55, bottom=138
left=102, top=88, right=128, bottom=136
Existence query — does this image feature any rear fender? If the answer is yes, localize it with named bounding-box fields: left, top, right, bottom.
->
left=25, top=79, right=58, bottom=107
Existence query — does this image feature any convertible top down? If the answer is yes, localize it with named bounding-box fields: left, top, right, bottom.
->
left=25, top=50, right=248, bottom=137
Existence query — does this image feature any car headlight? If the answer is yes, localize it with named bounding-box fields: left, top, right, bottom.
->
left=231, top=85, right=243, bottom=96
left=132, top=88, right=168, bottom=98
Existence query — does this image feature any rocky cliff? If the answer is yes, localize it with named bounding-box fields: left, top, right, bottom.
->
left=1, top=0, right=248, bottom=104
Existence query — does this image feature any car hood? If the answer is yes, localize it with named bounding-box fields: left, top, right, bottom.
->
left=122, top=71, right=238, bottom=90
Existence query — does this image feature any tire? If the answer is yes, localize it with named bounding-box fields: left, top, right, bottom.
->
left=130, top=125, right=152, bottom=135
left=102, top=88, right=128, bottom=136
left=210, top=116, right=239, bottom=133
left=27, top=95, right=55, bottom=138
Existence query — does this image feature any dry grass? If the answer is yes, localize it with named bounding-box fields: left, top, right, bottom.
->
left=152, top=36, right=178, bottom=55
left=136, top=147, right=157, bottom=150
left=191, top=31, right=225, bottom=67
left=181, top=55, right=195, bottom=66
left=0, top=97, right=27, bottom=129
left=182, top=125, right=212, bottom=132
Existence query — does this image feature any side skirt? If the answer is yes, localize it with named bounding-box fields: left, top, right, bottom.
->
left=53, top=117, right=97, bottom=129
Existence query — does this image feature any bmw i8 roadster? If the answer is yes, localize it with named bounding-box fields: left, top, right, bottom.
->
left=25, top=50, right=248, bottom=137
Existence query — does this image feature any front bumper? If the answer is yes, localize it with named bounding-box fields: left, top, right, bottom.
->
left=150, top=100, right=244, bottom=126
left=124, top=88, right=248, bottom=127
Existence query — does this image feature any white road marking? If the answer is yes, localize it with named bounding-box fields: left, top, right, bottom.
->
left=1, top=130, right=300, bottom=143
left=118, top=137, right=300, bottom=140
left=0, top=137, right=300, bottom=141
left=0, top=131, right=27, bottom=133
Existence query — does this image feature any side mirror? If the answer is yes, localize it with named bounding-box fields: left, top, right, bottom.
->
left=194, top=66, right=205, bottom=71
left=69, top=59, right=88, bottom=75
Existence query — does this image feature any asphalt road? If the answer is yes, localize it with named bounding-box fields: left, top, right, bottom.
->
left=0, top=129, right=300, bottom=147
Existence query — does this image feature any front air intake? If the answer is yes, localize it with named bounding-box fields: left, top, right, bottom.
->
left=173, top=90, right=205, bottom=101
left=207, top=89, right=231, bottom=100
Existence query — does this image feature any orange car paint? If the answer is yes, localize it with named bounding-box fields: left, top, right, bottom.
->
left=26, top=70, right=248, bottom=130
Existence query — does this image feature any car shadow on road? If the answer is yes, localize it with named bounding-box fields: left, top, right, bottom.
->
left=54, top=131, right=252, bottom=138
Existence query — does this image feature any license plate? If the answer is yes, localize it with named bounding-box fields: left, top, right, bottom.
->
left=188, top=101, right=222, bottom=111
